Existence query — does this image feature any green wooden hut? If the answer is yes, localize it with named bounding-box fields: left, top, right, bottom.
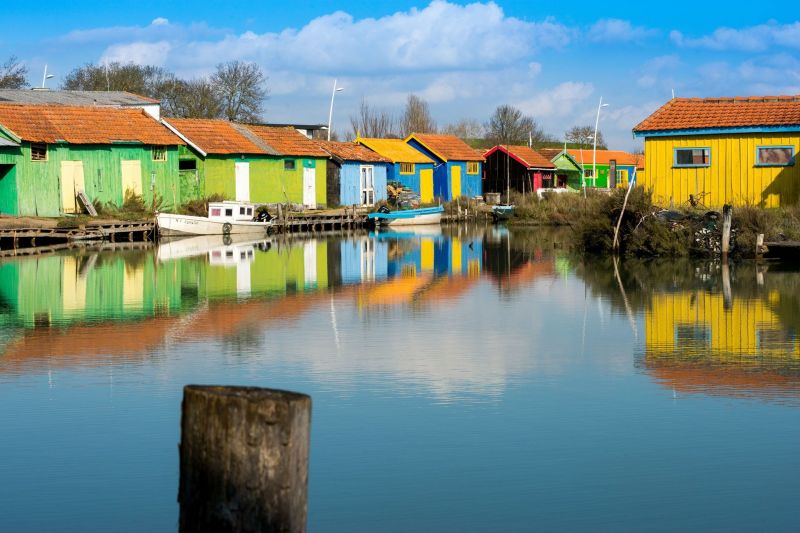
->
left=0, top=104, right=183, bottom=216
left=164, top=119, right=330, bottom=208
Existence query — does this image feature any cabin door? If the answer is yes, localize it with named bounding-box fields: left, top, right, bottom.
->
left=235, top=162, right=250, bottom=201
left=303, top=166, right=316, bottom=209
left=451, top=165, right=461, bottom=199
left=60, top=161, right=85, bottom=214
left=360, top=165, right=374, bottom=206
left=121, top=160, right=142, bottom=199
left=420, top=168, right=433, bottom=203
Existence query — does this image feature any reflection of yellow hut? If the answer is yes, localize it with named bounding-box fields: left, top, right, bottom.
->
left=645, top=291, right=798, bottom=361
left=644, top=290, right=800, bottom=401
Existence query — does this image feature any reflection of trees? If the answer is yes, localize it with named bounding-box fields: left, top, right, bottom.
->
left=482, top=228, right=572, bottom=292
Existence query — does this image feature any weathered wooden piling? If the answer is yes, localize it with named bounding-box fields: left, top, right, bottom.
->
left=721, top=204, right=732, bottom=259
left=179, top=385, right=312, bottom=533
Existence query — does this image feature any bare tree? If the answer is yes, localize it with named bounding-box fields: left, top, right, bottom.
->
left=211, top=61, right=268, bottom=123
left=0, top=56, right=29, bottom=89
left=350, top=98, right=396, bottom=138
left=566, top=125, right=607, bottom=149
left=485, top=104, right=549, bottom=146
left=160, top=78, right=222, bottom=119
left=399, top=94, right=436, bottom=137
left=443, top=119, right=484, bottom=141
left=62, top=62, right=171, bottom=96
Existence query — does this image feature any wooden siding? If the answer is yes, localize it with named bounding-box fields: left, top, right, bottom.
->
left=406, top=138, right=482, bottom=200
left=339, top=162, right=389, bottom=206
left=388, top=161, right=435, bottom=199
left=642, top=133, right=800, bottom=207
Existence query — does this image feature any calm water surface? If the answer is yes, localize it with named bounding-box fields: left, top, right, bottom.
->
left=1, top=227, right=798, bottom=532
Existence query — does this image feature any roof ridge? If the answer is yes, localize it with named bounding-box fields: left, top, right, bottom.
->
left=232, top=122, right=281, bottom=155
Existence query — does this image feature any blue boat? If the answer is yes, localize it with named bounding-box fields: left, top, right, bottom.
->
left=491, top=204, right=515, bottom=222
left=367, top=205, right=444, bottom=227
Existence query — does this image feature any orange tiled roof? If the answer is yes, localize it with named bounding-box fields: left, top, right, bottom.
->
left=0, top=104, right=182, bottom=145
left=633, top=96, right=800, bottom=133
left=487, top=145, right=555, bottom=169
left=538, top=148, right=563, bottom=161
left=245, top=125, right=328, bottom=157
left=315, top=140, right=391, bottom=163
left=406, top=133, right=485, bottom=162
left=165, top=118, right=276, bottom=155
left=565, top=148, right=639, bottom=166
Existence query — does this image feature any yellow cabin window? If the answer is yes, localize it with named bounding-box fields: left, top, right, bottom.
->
left=152, top=146, right=167, bottom=161
left=674, top=147, right=710, bottom=167
left=756, top=146, right=794, bottom=166
left=31, top=143, right=47, bottom=161
left=467, top=161, right=479, bottom=174
left=400, top=162, right=415, bottom=174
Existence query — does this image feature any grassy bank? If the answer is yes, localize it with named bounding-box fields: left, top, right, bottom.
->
left=505, top=188, right=800, bottom=258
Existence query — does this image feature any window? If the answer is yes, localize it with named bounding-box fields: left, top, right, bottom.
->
left=240, top=207, right=246, bottom=215
left=674, top=148, right=710, bottom=167
left=152, top=146, right=167, bottom=161
left=284, top=160, right=296, bottom=171
left=246, top=208, right=252, bottom=216
left=756, top=146, right=794, bottom=166
left=583, top=169, right=594, bottom=178
left=211, top=208, right=221, bottom=216
left=225, top=208, right=233, bottom=216
left=467, top=161, right=479, bottom=174
left=179, top=159, right=197, bottom=170
left=31, top=143, right=47, bottom=161
left=400, top=162, right=414, bottom=174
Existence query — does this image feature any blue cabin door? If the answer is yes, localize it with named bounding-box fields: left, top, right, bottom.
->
left=360, top=165, right=374, bottom=206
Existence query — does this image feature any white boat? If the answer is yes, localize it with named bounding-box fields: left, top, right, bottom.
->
left=156, top=201, right=272, bottom=237
left=367, top=206, right=444, bottom=227
left=156, top=234, right=271, bottom=262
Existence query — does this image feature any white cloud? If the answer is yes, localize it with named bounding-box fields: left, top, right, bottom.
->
left=100, top=41, right=172, bottom=66
left=670, top=22, right=800, bottom=51
left=151, top=17, right=169, bottom=26
left=516, top=81, right=595, bottom=119
left=588, top=19, right=657, bottom=43
left=636, top=54, right=681, bottom=89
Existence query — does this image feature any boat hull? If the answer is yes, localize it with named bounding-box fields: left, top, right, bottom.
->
left=367, top=206, right=444, bottom=227
left=157, top=213, right=271, bottom=236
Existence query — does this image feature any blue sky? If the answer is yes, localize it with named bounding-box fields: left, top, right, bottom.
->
left=4, top=1, right=800, bottom=149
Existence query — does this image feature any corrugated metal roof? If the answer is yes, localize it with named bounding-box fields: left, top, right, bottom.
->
left=0, top=104, right=182, bottom=145
left=356, top=138, right=434, bottom=164
left=0, top=89, right=160, bottom=106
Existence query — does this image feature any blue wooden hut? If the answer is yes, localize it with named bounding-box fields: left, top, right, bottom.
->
left=355, top=137, right=435, bottom=203
left=404, top=133, right=484, bottom=201
left=315, top=140, right=391, bottom=207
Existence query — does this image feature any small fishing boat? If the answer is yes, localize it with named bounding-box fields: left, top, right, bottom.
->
left=156, top=201, right=272, bottom=237
left=491, top=204, right=515, bottom=222
left=367, top=205, right=444, bottom=227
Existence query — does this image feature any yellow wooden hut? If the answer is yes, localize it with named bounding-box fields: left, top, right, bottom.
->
left=633, top=96, right=800, bottom=208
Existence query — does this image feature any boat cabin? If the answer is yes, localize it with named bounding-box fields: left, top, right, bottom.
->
left=208, top=201, right=258, bottom=222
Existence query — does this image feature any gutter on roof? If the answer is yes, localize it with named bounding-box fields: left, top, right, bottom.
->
left=633, top=124, right=800, bottom=137
left=161, top=119, right=207, bottom=157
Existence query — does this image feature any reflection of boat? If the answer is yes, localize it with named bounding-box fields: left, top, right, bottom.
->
left=367, top=205, right=444, bottom=226
left=491, top=204, right=514, bottom=222
left=157, top=234, right=270, bottom=262
left=157, top=201, right=272, bottom=236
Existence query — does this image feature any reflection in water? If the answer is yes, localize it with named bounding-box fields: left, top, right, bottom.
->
left=1, top=229, right=799, bottom=531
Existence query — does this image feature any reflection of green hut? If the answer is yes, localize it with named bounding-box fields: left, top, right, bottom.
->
left=0, top=104, right=183, bottom=216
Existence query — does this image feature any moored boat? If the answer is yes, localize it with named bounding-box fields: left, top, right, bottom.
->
left=156, top=201, right=272, bottom=236
left=367, top=205, right=444, bottom=227
left=491, top=204, right=515, bottom=222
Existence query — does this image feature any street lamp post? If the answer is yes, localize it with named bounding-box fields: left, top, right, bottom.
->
left=592, top=97, right=609, bottom=188
left=327, top=79, right=344, bottom=141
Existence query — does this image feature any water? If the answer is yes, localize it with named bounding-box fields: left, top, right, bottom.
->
left=1, top=227, right=798, bottom=532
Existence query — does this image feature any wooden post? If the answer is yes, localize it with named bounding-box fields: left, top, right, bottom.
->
left=756, top=233, right=764, bottom=258
left=179, top=385, right=312, bottom=533
left=721, top=204, right=732, bottom=259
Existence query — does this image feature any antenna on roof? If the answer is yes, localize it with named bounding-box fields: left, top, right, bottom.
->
left=40, top=64, right=54, bottom=89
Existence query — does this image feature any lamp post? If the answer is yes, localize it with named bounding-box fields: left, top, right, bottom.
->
left=579, top=134, right=593, bottom=197
left=41, top=64, right=54, bottom=89
left=592, top=97, right=609, bottom=188
left=327, top=79, right=344, bottom=141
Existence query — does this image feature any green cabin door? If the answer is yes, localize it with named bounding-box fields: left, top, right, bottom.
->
left=121, top=160, right=143, bottom=198
left=60, top=161, right=85, bottom=214
left=451, top=166, right=461, bottom=199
